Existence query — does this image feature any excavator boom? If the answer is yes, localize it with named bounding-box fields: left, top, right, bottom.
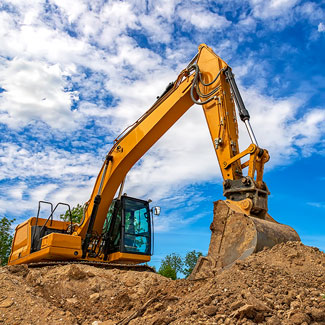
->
left=9, top=44, right=300, bottom=272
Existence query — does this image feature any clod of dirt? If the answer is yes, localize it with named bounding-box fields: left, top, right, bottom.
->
left=1, top=242, right=325, bottom=324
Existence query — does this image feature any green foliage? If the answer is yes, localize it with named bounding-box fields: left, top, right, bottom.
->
left=158, top=263, right=177, bottom=280
left=60, top=204, right=83, bottom=223
left=158, top=250, right=203, bottom=279
left=0, top=217, right=15, bottom=266
left=183, top=250, right=203, bottom=278
left=158, top=253, right=184, bottom=279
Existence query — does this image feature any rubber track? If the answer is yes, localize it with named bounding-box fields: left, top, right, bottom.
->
left=26, top=260, right=155, bottom=273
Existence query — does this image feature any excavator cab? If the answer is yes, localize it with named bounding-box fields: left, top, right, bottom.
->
left=103, top=195, right=153, bottom=257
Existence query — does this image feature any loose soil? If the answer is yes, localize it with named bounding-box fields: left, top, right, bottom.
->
left=1, top=242, right=325, bottom=324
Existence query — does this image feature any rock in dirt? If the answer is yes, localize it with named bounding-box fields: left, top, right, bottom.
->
left=0, top=298, right=14, bottom=308
left=66, top=264, right=88, bottom=280
left=204, top=305, right=218, bottom=316
left=289, top=312, right=311, bottom=324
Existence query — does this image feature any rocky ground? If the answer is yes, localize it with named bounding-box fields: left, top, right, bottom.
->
left=1, top=241, right=325, bottom=324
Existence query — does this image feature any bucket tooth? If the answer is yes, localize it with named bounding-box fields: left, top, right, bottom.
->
left=189, top=200, right=300, bottom=280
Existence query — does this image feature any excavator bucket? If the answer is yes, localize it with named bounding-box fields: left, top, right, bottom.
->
left=189, top=200, right=300, bottom=280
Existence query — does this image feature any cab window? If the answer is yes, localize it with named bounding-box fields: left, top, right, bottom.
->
left=123, top=198, right=150, bottom=254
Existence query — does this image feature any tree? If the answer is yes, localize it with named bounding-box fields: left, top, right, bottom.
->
left=183, top=250, right=203, bottom=278
left=0, top=217, right=15, bottom=266
left=158, top=263, right=177, bottom=280
left=157, top=250, right=203, bottom=279
left=158, top=253, right=184, bottom=279
left=60, top=204, right=83, bottom=223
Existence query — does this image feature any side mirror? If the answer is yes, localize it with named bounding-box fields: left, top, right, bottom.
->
left=153, top=206, right=161, bottom=216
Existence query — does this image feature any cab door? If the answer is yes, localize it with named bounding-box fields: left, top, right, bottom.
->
left=121, top=196, right=151, bottom=255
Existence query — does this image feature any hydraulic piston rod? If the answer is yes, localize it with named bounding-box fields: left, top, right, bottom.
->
left=224, top=67, right=258, bottom=146
left=244, top=119, right=258, bottom=146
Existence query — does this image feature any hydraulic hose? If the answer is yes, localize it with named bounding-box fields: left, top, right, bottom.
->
left=190, top=64, right=222, bottom=105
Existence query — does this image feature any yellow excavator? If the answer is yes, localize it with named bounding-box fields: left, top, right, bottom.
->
left=8, top=44, right=300, bottom=277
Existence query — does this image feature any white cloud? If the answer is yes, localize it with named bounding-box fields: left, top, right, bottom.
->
left=138, top=14, right=172, bottom=44
left=0, top=196, right=35, bottom=217
left=240, top=87, right=325, bottom=166
left=51, top=0, right=88, bottom=24
left=249, top=0, right=300, bottom=19
left=29, top=183, right=59, bottom=202
left=296, top=3, right=325, bottom=27
left=96, top=2, right=139, bottom=46
left=0, top=143, right=99, bottom=180
left=289, top=109, right=325, bottom=154
left=178, top=6, right=231, bottom=30
left=0, top=142, right=101, bottom=217
left=0, top=179, right=95, bottom=218
left=0, top=58, right=78, bottom=128
left=238, top=16, right=257, bottom=30
left=318, top=22, right=325, bottom=32
left=154, top=209, right=207, bottom=233
left=107, top=36, right=162, bottom=75
left=147, top=0, right=180, bottom=20
left=7, top=182, right=28, bottom=200
left=0, top=10, right=16, bottom=36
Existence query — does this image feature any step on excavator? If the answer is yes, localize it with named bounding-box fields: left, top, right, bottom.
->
left=8, top=44, right=300, bottom=277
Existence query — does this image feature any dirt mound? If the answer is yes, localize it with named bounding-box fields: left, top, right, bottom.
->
left=1, top=242, right=325, bottom=324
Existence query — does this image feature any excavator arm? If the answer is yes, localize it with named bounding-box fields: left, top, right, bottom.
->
left=79, top=44, right=270, bottom=254
left=9, top=44, right=299, bottom=270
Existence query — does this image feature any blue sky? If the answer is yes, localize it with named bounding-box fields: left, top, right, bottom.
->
left=0, top=0, right=324, bottom=269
